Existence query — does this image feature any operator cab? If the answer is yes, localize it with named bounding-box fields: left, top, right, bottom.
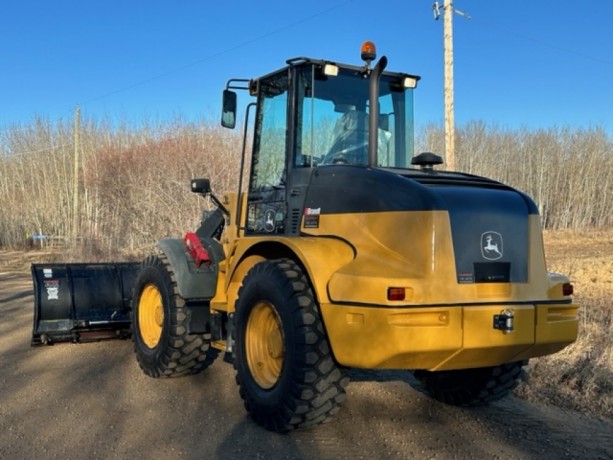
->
left=222, top=42, right=420, bottom=235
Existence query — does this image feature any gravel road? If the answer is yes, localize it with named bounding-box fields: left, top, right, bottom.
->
left=1, top=252, right=611, bottom=459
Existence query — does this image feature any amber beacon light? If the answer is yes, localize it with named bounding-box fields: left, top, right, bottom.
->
left=361, top=40, right=376, bottom=65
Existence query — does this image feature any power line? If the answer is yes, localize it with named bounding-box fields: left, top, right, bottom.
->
left=0, top=141, right=74, bottom=158
left=1, top=1, right=354, bottom=139
left=470, top=16, right=613, bottom=67
left=80, top=1, right=354, bottom=106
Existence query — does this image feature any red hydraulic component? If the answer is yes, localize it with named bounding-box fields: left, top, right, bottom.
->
left=183, top=232, right=211, bottom=268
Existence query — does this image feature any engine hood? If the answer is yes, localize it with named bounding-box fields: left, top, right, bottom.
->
left=432, top=185, right=535, bottom=283
left=303, top=166, right=539, bottom=285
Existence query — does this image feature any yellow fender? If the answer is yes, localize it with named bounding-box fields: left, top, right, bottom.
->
left=210, top=236, right=355, bottom=313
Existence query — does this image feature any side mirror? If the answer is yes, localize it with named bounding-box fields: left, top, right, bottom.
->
left=221, top=90, right=237, bottom=129
left=191, top=178, right=211, bottom=195
left=191, top=178, right=230, bottom=216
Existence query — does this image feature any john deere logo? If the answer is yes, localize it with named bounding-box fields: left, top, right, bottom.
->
left=264, top=209, right=276, bottom=233
left=481, top=232, right=503, bottom=260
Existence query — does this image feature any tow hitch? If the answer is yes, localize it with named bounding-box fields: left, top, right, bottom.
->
left=493, top=309, right=515, bottom=334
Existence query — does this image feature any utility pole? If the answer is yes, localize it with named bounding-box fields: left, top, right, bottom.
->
left=443, top=0, right=455, bottom=171
left=72, top=106, right=80, bottom=245
left=434, top=1, right=470, bottom=171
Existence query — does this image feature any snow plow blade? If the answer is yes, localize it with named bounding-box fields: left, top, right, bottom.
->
left=31, top=262, right=140, bottom=346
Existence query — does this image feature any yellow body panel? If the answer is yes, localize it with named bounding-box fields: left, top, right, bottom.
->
left=319, top=212, right=555, bottom=306
left=212, top=193, right=578, bottom=369
left=320, top=302, right=578, bottom=371
left=210, top=226, right=355, bottom=313
left=514, top=302, right=580, bottom=360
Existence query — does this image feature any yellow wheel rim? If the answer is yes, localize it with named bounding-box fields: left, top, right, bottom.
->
left=138, top=284, right=164, bottom=349
left=245, top=301, right=284, bottom=389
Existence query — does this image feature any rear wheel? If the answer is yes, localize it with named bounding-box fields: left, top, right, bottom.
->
left=234, top=259, right=348, bottom=432
left=132, top=253, right=218, bottom=378
left=413, top=361, right=525, bottom=406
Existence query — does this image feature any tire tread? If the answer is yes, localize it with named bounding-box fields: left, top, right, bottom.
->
left=235, top=258, right=348, bottom=432
left=133, top=252, right=219, bottom=378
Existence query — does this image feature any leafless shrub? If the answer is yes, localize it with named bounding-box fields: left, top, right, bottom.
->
left=1, top=117, right=611, bottom=416
left=1, top=117, right=242, bottom=253
left=417, top=122, right=613, bottom=229
left=4, top=119, right=609, bottom=250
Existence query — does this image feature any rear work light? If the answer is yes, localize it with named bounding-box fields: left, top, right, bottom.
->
left=403, top=76, right=419, bottom=89
left=387, top=287, right=406, bottom=301
left=323, top=63, right=339, bottom=76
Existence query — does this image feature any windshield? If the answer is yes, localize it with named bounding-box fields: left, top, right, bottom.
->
left=295, top=65, right=416, bottom=168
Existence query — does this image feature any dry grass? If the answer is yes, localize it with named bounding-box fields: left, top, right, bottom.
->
left=515, top=228, right=613, bottom=418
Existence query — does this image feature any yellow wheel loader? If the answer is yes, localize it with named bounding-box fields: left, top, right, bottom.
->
left=31, top=42, right=579, bottom=432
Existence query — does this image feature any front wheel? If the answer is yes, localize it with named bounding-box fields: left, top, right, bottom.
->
left=413, top=361, right=525, bottom=406
left=234, top=259, right=348, bottom=432
left=131, top=253, right=218, bottom=378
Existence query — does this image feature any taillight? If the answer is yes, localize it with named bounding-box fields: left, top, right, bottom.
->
left=562, top=282, right=574, bottom=296
left=387, top=287, right=406, bottom=301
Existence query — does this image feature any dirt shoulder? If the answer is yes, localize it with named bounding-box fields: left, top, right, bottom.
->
left=0, top=251, right=611, bottom=459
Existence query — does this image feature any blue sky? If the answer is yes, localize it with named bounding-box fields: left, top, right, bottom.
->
left=1, top=1, right=611, bottom=133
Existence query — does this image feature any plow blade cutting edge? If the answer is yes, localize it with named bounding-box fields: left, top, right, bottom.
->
left=31, top=262, right=140, bottom=345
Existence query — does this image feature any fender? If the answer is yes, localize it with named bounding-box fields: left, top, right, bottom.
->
left=157, top=237, right=224, bottom=300
left=219, top=236, right=355, bottom=313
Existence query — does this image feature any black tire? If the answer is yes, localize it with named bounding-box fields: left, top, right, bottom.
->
left=234, top=258, right=348, bottom=432
left=413, top=361, right=525, bottom=406
left=131, top=253, right=218, bottom=378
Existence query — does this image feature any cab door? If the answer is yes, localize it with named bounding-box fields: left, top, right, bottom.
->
left=245, top=70, right=290, bottom=235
